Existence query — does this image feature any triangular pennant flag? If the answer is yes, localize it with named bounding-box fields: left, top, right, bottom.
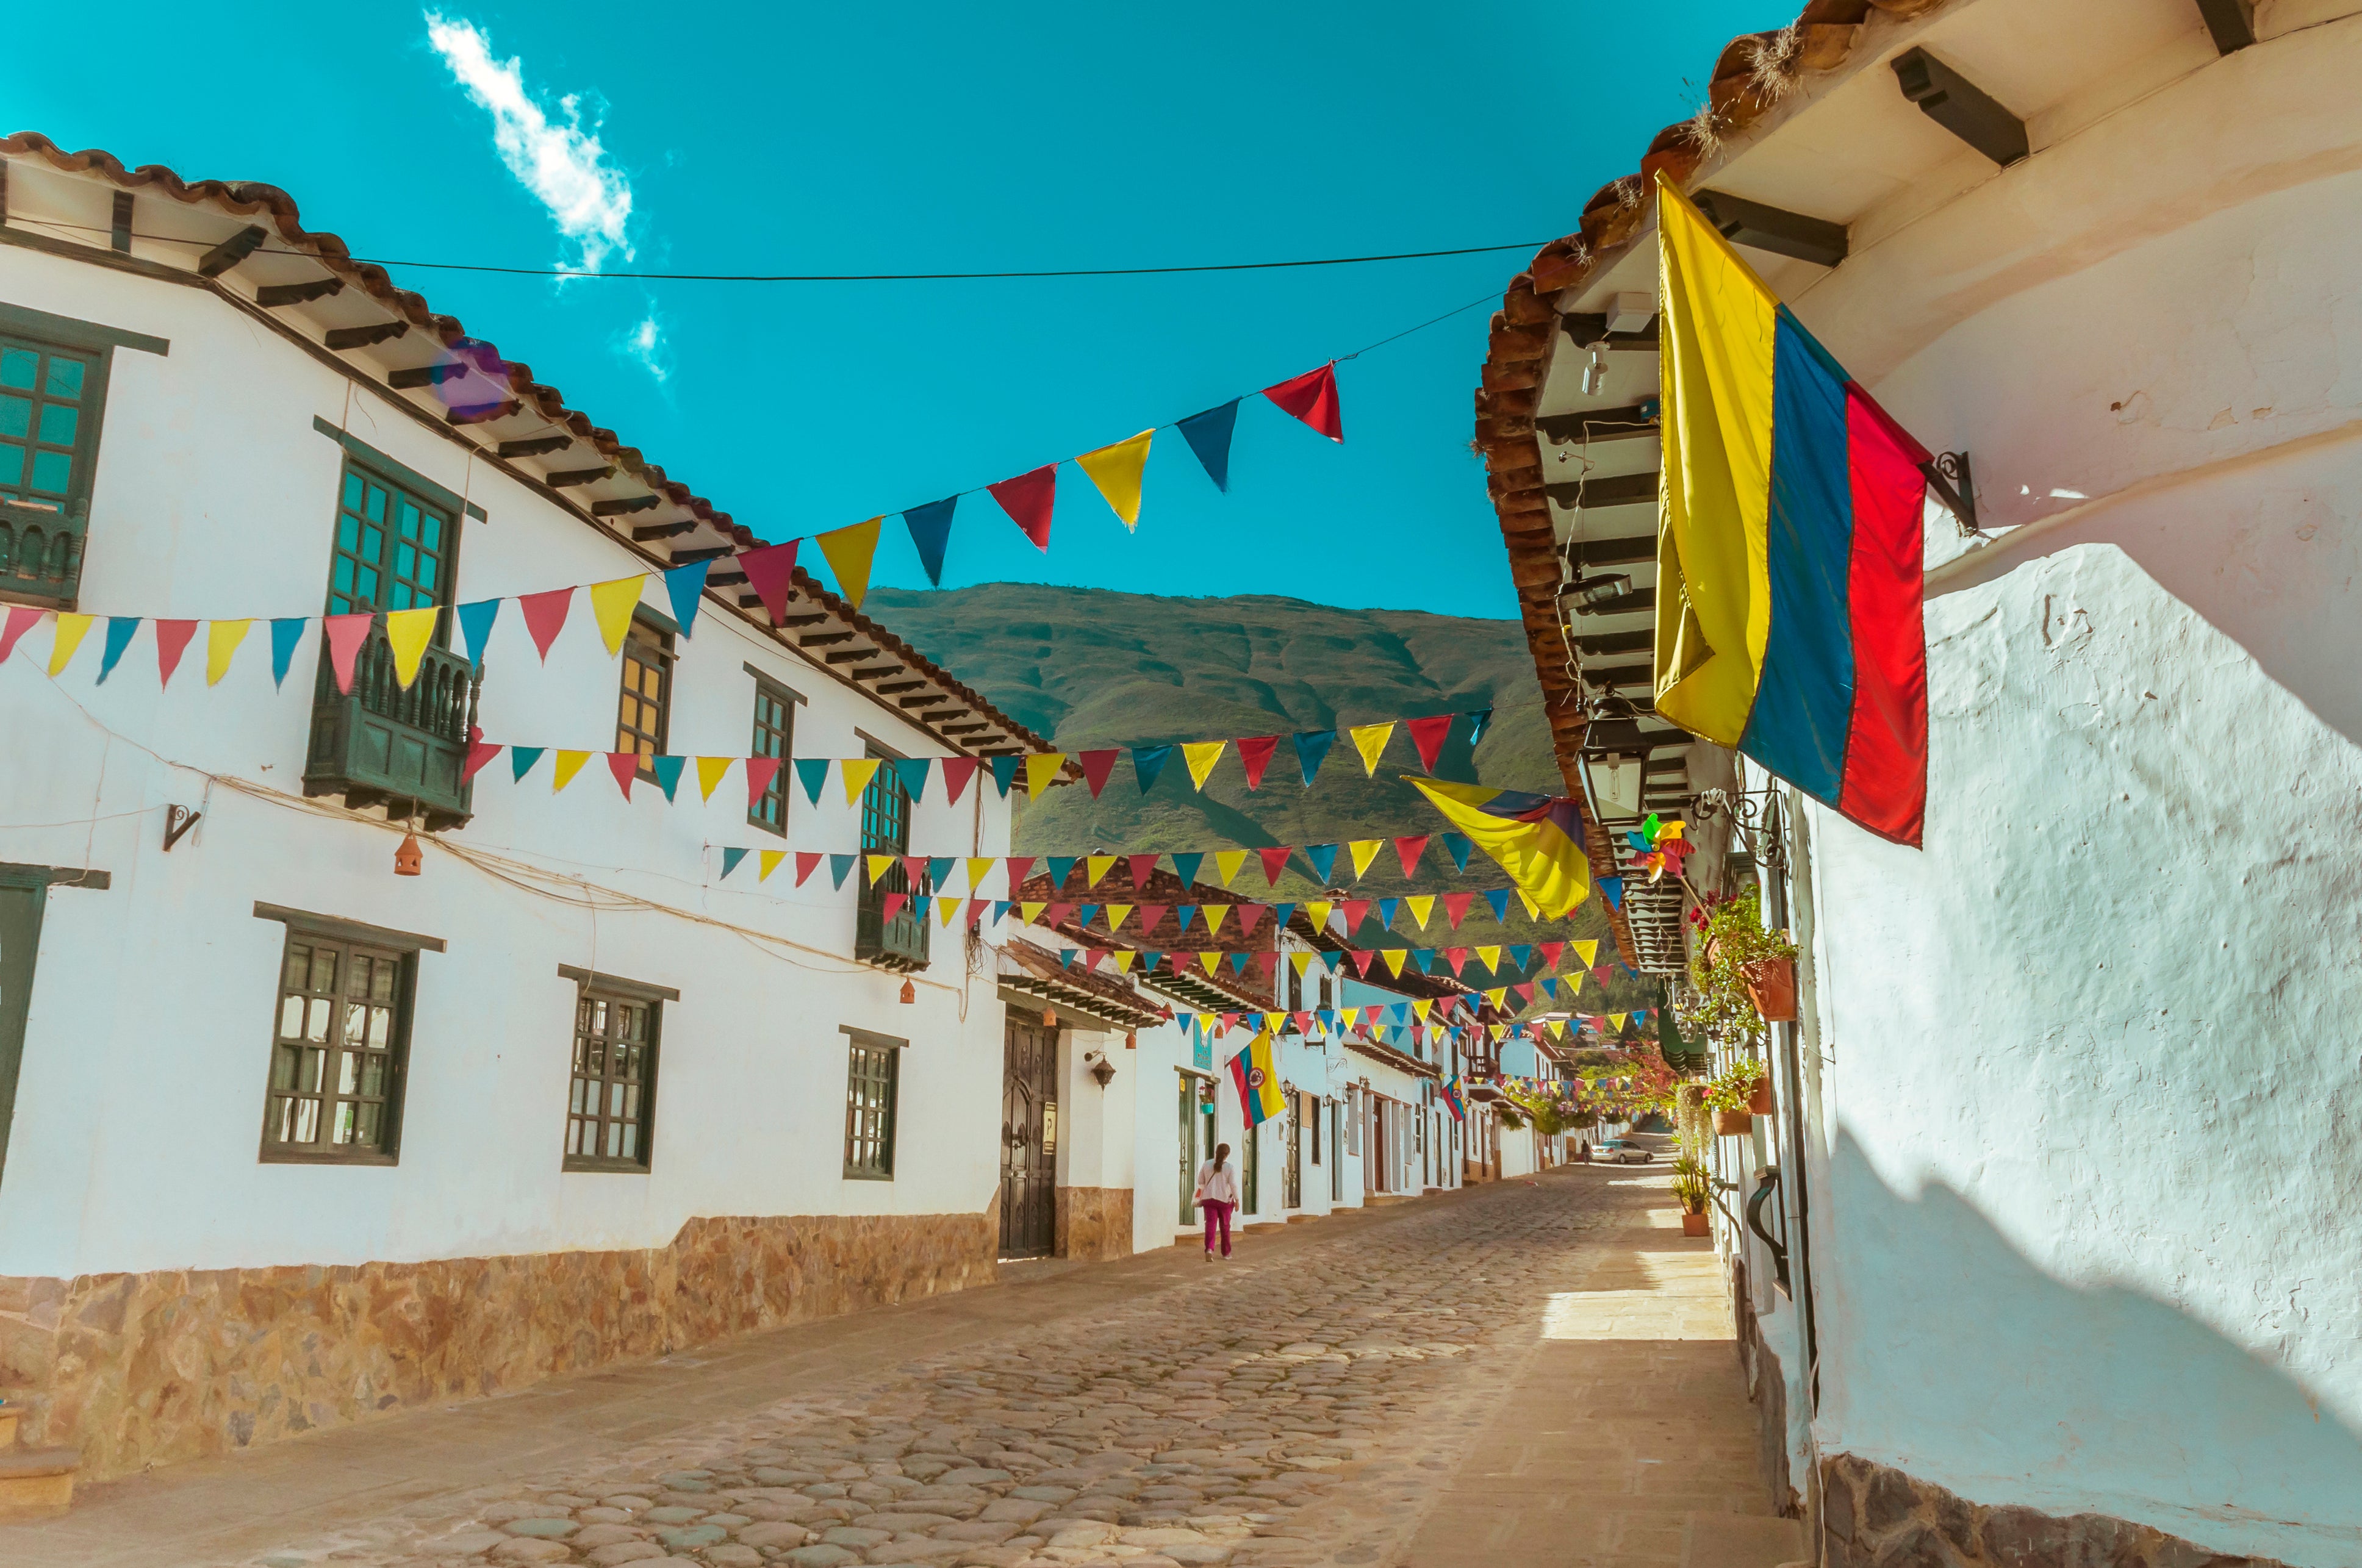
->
left=1443, top=832, right=1476, bottom=873
left=1377, top=897, right=1399, bottom=929
left=95, top=616, right=139, bottom=683
left=1005, top=856, right=1036, bottom=890
left=1202, top=904, right=1229, bottom=936
left=695, top=756, right=734, bottom=801
left=942, top=756, right=978, bottom=806
left=1263, top=362, right=1343, bottom=442
left=314, top=612, right=368, bottom=693
left=589, top=576, right=646, bottom=654
left=1400, top=714, right=1456, bottom=774
left=1079, top=750, right=1120, bottom=798
left=385, top=606, right=439, bottom=689
left=204, top=620, right=251, bottom=686
left=1346, top=840, right=1382, bottom=881
left=1076, top=429, right=1152, bottom=528
left=938, top=898, right=963, bottom=929
left=1086, top=854, right=1118, bottom=888
left=1025, top=753, right=1064, bottom=800
left=1349, top=950, right=1376, bottom=977
left=891, top=757, right=932, bottom=804
left=736, top=540, right=802, bottom=625
left=720, top=847, right=750, bottom=879
left=902, top=498, right=958, bottom=587
left=1177, top=400, right=1240, bottom=491
left=509, top=746, right=545, bottom=781
left=1509, top=943, right=1534, bottom=972
left=1182, top=741, right=1226, bottom=790
left=664, top=559, right=709, bottom=635
left=462, top=739, right=502, bottom=781
left=928, top=856, right=957, bottom=889
left=1484, top=888, right=1512, bottom=922
left=1392, top=835, right=1430, bottom=878
left=518, top=587, right=573, bottom=660
left=1176, top=904, right=1199, bottom=933
left=260, top=617, right=305, bottom=689
left=1476, top=945, right=1502, bottom=973
left=1200, top=951, right=1224, bottom=976
left=1405, top=894, right=1435, bottom=929
left=1466, top=707, right=1494, bottom=747
left=1340, top=898, right=1371, bottom=931
left=830, top=853, right=857, bottom=889
left=1601, top=875, right=1624, bottom=910
left=989, top=465, right=1058, bottom=551
left=1171, top=851, right=1204, bottom=888
left=0, top=606, right=39, bottom=665
left=759, top=850, right=787, bottom=881
left=456, top=598, right=499, bottom=668
left=794, top=851, right=823, bottom=886
left=1303, top=843, right=1340, bottom=885
left=47, top=612, right=93, bottom=675
left=881, top=893, right=908, bottom=925
left=1382, top=948, right=1408, bottom=978
left=1443, top=891, right=1475, bottom=928
left=1046, top=856, right=1078, bottom=889
left=1127, top=853, right=1160, bottom=887
left=1132, top=745, right=1173, bottom=793
left=732, top=756, right=777, bottom=810
left=1443, top=948, right=1468, bottom=976
left=1293, top=729, right=1335, bottom=786
left=1213, top=849, right=1248, bottom=887
left=1574, top=939, right=1599, bottom=969
left=1538, top=941, right=1565, bottom=968
left=989, top=754, right=1021, bottom=798
left=652, top=755, right=686, bottom=801
left=866, top=854, right=896, bottom=887
left=553, top=750, right=592, bottom=790
left=966, top=857, right=996, bottom=893
left=1259, top=846, right=1292, bottom=887
left=606, top=752, right=639, bottom=799
left=792, top=757, right=828, bottom=805
left=840, top=758, right=883, bottom=804
left=1076, top=904, right=1102, bottom=926
left=816, top=516, right=883, bottom=610
left=1104, top=904, right=1132, bottom=933
left=1019, top=900, right=1048, bottom=924
left=1348, top=723, right=1394, bottom=776
left=1231, top=734, right=1280, bottom=790
left=1137, top=904, right=1169, bottom=935
left=1307, top=900, right=1334, bottom=928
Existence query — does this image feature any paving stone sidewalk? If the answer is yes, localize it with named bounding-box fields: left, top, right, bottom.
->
left=4, top=1167, right=1797, bottom=1568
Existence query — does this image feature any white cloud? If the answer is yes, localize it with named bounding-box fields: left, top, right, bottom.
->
left=424, top=12, right=634, bottom=273
left=616, top=312, right=670, bottom=384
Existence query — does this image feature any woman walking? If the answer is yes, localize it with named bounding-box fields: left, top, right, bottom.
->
left=1196, top=1142, right=1240, bottom=1260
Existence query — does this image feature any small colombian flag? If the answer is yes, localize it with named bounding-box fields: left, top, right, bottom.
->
left=1441, top=1075, right=1467, bottom=1126
left=1227, top=1029, right=1286, bottom=1127
left=1406, top=778, right=1590, bottom=918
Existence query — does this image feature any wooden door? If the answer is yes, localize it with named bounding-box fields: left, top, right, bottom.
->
left=1283, top=1092, right=1302, bottom=1209
left=0, top=878, right=46, bottom=1191
left=1000, top=1013, right=1058, bottom=1258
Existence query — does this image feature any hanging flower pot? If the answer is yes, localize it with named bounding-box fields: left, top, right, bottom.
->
left=1748, top=1074, right=1775, bottom=1116
left=1715, top=1107, right=1754, bottom=1136
left=1742, top=956, right=1798, bottom=1022
left=1681, top=1211, right=1711, bottom=1237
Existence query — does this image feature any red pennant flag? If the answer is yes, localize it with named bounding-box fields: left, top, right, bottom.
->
left=988, top=465, right=1057, bottom=550
left=153, top=619, right=198, bottom=686
left=1350, top=950, right=1377, bottom=978
left=1005, top=856, right=1036, bottom=890
left=0, top=606, right=40, bottom=664
left=1393, top=835, right=1430, bottom=877
left=1293, top=1011, right=1315, bottom=1034
left=744, top=756, right=782, bottom=809
left=1044, top=902, right=1074, bottom=925
left=1235, top=735, right=1279, bottom=790
left=736, top=541, right=801, bottom=625
left=881, top=892, right=908, bottom=924
left=1443, top=948, right=1469, bottom=976
left=903, top=854, right=930, bottom=889
left=1221, top=1012, right=1241, bottom=1031
left=1086, top=948, right=1110, bottom=970
left=324, top=612, right=373, bottom=693
left=941, top=756, right=978, bottom=805
left=1594, top=965, right=1614, bottom=984
left=1254, top=951, right=1279, bottom=978
left=1079, top=750, right=1119, bottom=798
left=462, top=739, right=503, bottom=782
left=967, top=899, right=989, bottom=927
left=1538, top=941, right=1565, bottom=967
left=1263, top=363, right=1343, bottom=442
left=1340, top=898, right=1371, bottom=931
left=1237, top=904, right=1265, bottom=934
left=1133, top=904, right=1165, bottom=935
left=794, top=851, right=824, bottom=886
left=1443, top=891, right=1475, bottom=929
left=1127, top=853, right=1159, bottom=888
left=1513, top=983, right=1536, bottom=1005
left=1258, top=845, right=1291, bottom=887
left=1405, top=714, right=1454, bottom=772
left=606, top=753, right=639, bottom=798
left=518, top=588, right=573, bottom=660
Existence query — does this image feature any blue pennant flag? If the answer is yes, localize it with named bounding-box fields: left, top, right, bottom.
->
left=1079, top=903, right=1104, bottom=926
left=510, top=746, right=546, bottom=781
left=1060, top=949, right=1080, bottom=969
left=989, top=754, right=1021, bottom=797
left=664, top=560, right=710, bottom=635
left=96, top=616, right=138, bottom=683
left=1169, top=851, right=1203, bottom=887
left=1443, top=833, right=1476, bottom=873
left=830, top=853, right=858, bottom=889
left=795, top=758, right=830, bottom=805
left=1229, top=952, right=1251, bottom=974
left=1321, top=950, right=1344, bottom=968
left=1484, top=889, right=1512, bottom=922
left=652, top=755, right=686, bottom=801
left=1176, top=904, right=1198, bottom=932
left=1142, top=950, right=1164, bottom=971
left=1272, top=903, right=1297, bottom=928
left=1293, top=729, right=1336, bottom=786
left=1509, top=943, right=1533, bottom=972
left=992, top=900, right=1011, bottom=923
left=1046, top=856, right=1077, bottom=888
left=720, top=847, right=749, bottom=879
left=1600, top=876, right=1624, bottom=910
left=1392, top=1002, right=1409, bottom=1022
left=1177, top=399, right=1240, bottom=492
left=928, top=856, right=957, bottom=890
left=1465, top=707, right=1493, bottom=748
left=1132, top=744, right=1174, bottom=793
left=903, top=498, right=958, bottom=587
left=269, top=617, right=308, bottom=688
left=893, top=757, right=933, bottom=804
left=1410, top=948, right=1437, bottom=974
left=456, top=599, right=500, bottom=668
left=1377, top=897, right=1399, bottom=929
left=1304, top=843, right=1340, bottom=884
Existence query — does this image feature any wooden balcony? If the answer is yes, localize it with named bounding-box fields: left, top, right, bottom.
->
left=303, top=627, right=481, bottom=831
left=0, top=499, right=85, bottom=608
left=855, top=862, right=932, bottom=972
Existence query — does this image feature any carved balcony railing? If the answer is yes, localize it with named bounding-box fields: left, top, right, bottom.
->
left=303, top=625, right=481, bottom=831
left=0, top=498, right=86, bottom=608
left=855, top=861, right=932, bottom=972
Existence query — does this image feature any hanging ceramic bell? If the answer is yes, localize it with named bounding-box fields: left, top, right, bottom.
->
left=394, top=832, right=423, bottom=876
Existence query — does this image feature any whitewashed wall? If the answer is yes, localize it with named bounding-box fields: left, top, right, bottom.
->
left=0, top=242, right=1016, bottom=1279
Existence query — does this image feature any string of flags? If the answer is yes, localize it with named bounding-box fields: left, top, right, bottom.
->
left=462, top=708, right=1495, bottom=801
left=1174, top=999, right=1657, bottom=1056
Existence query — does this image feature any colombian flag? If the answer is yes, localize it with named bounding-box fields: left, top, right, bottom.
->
left=1441, top=1075, right=1466, bottom=1125
left=1227, top=1029, right=1285, bottom=1126
left=1406, top=778, right=1589, bottom=917
left=1654, top=172, right=1930, bottom=847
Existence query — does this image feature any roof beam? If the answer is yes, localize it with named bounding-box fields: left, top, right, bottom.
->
left=447, top=399, right=517, bottom=427
left=1559, top=315, right=1658, bottom=351
left=591, top=495, right=662, bottom=517
left=1584, top=662, right=1653, bottom=690
left=545, top=466, right=615, bottom=489
left=1544, top=470, right=1657, bottom=508
left=899, top=694, right=949, bottom=710
left=824, top=648, right=880, bottom=665
left=1692, top=190, right=1848, bottom=267
left=631, top=520, right=698, bottom=541
left=1535, top=405, right=1657, bottom=443
left=1574, top=628, right=1652, bottom=658
left=1562, top=534, right=1656, bottom=569
left=388, top=361, right=467, bottom=389
left=498, top=435, right=572, bottom=458
left=325, top=321, right=409, bottom=350
left=850, top=665, right=897, bottom=681
left=1576, top=586, right=1655, bottom=618
left=257, top=276, right=344, bottom=308
left=669, top=543, right=736, bottom=561
left=110, top=192, right=133, bottom=253
left=1892, top=48, right=2028, bottom=168
left=799, top=631, right=856, bottom=648
left=2193, top=0, right=2255, bottom=52
left=195, top=224, right=267, bottom=279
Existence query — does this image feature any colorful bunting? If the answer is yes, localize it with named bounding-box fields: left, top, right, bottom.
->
left=1293, top=729, right=1335, bottom=786
left=153, top=619, right=197, bottom=686
left=816, top=516, right=882, bottom=610
left=588, top=576, right=644, bottom=654
left=1177, top=401, right=1240, bottom=490
left=386, top=606, right=439, bottom=689
left=1182, top=741, right=1226, bottom=790
left=990, top=465, right=1058, bottom=551
left=458, top=598, right=499, bottom=668
left=1349, top=722, right=1395, bottom=776
left=1132, top=744, right=1174, bottom=793
left=95, top=616, right=137, bottom=683
left=664, top=559, right=709, bottom=635
left=518, top=588, right=573, bottom=660
left=1263, top=362, right=1343, bottom=442
left=205, top=619, right=251, bottom=686
left=903, top=498, right=958, bottom=587
left=1077, top=431, right=1152, bottom=528
left=1236, top=734, right=1279, bottom=789
left=737, top=541, right=801, bottom=625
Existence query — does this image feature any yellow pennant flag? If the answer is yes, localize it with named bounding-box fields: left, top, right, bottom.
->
left=48, top=613, right=93, bottom=675
left=816, top=517, right=883, bottom=610
left=1025, top=753, right=1064, bottom=799
left=841, top=757, right=883, bottom=804
left=1307, top=900, right=1333, bottom=928
left=552, top=750, right=592, bottom=790
left=588, top=576, right=646, bottom=654
left=1076, top=429, right=1153, bottom=528
left=967, top=857, right=996, bottom=892
left=1405, top=894, right=1435, bottom=929
left=1182, top=740, right=1226, bottom=790
left=1476, top=945, right=1501, bottom=972
left=1019, top=901, right=1048, bottom=924
left=1105, top=904, right=1133, bottom=932
left=866, top=854, right=896, bottom=887
left=1349, top=722, right=1395, bottom=775
left=1382, top=948, right=1408, bottom=978
left=385, top=606, right=440, bottom=689
left=1265, top=1012, right=1286, bottom=1031
left=1289, top=951, right=1314, bottom=976
left=759, top=850, right=786, bottom=881
left=1485, top=987, right=1507, bottom=1008
left=1203, top=904, right=1229, bottom=936
left=1574, top=939, right=1599, bottom=967
left=205, top=619, right=253, bottom=686
left=1610, top=1012, right=1628, bottom=1030
left=1412, top=998, right=1434, bottom=1022
left=1085, top=854, right=1116, bottom=887
left=938, top=897, right=963, bottom=928
left=1518, top=889, right=1542, bottom=918
left=1110, top=950, right=1136, bottom=973
left=1202, top=952, right=1224, bottom=975
left=696, top=757, right=734, bottom=801
left=1347, top=840, right=1382, bottom=880
left=1213, top=849, right=1248, bottom=887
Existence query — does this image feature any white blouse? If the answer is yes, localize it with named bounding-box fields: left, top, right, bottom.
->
left=1196, top=1159, right=1240, bottom=1206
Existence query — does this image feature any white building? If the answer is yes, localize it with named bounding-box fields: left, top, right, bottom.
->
left=1475, top=2, right=2362, bottom=1563
left=0, top=134, right=1065, bottom=1487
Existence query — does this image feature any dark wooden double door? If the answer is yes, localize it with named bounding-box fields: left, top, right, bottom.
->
left=1000, top=1012, right=1058, bottom=1258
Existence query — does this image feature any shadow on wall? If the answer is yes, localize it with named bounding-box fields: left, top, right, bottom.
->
left=1816, top=1130, right=2362, bottom=1565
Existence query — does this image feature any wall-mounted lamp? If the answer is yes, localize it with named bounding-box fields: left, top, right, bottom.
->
left=1580, top=342, right=1609, bottom=397
left=1085, top=1050, right=1116, bottom=1089
left=1575, top=573, right=1632, bottom=609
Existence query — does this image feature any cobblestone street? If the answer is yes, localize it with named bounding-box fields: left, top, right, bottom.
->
left=5, top=1167, right=1797, bottom=1568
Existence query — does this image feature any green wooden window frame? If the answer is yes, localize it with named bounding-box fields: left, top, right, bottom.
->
left=328, top=459, right=456, bottom=620
left=747, top=678, right=795, bottom=836
left=844, top=1030, right=901, bottom=1180
left=616, top=615, right=673, bottom=779
left=0, top=333, right=106, bottom=518
left=565, top=986, right=661, bottom=1172
left=261, top=928, right=414, bottom=1164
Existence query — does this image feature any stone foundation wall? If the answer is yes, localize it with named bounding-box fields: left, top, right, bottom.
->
left=0, top=1206, right=997, bottom=1483
left=1820, top=1455, right=2291, bottom=1568
left=1729, top=1255, right=1800, bottom=1517
left=1055, top=1186, right=1133, bottom=1261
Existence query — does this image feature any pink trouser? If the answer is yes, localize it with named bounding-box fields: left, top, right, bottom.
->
left=1202, top=1200, right=1234, bottom=1255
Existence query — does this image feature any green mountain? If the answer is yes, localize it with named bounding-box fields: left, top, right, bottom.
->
left=862, top=582, right=1659, bottom=1017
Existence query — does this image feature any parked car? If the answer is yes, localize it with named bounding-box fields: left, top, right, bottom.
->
left=1592, top=1139, right=1654, bottom=1164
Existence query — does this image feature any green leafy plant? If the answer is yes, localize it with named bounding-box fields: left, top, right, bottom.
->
left=1671, top=1164, right=1712, bottom=1215
left=1701, top=1058, right=1766, bottom=1112
left=1687, top=887, right=1799, bottom=1047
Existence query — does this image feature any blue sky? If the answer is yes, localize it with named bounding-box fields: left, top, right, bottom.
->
left=9, top=2, right=1782, bottom=619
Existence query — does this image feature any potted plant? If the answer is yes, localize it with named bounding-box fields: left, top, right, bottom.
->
left=1689, top=887, right=1801, bottom=1034
left=1703, top=1059, right=1765, bottom=1136
left=1672, top=1158, right=1712, bottom=1236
